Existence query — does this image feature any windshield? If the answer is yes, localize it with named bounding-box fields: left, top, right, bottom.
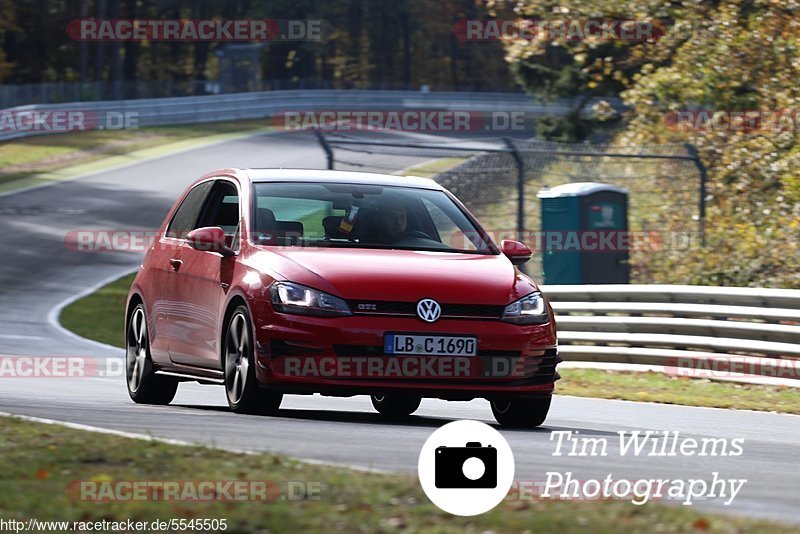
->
left=251, top=182, right=494, bottom=254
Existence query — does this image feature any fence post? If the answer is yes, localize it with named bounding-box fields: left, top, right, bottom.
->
left=504, top=137, right=527, bottom=272
left=685, top=144, right=706, bottom=247
left=315, top=129, right=335, bottom=170
left=503, top=137, right=525, bottom=239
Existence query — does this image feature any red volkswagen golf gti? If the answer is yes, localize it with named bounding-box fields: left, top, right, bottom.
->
left=125, top=169, right=559, bottom=427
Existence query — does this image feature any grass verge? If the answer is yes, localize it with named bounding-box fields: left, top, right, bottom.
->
left=0, top=415, right=792, bottom=532
left=557, top=368, right=800, bottom=415
left=400, top=157, right=466, bottom=178
left=60, top=273, right=800, bottom=415
left=0, top=119, right=270, bottom=193
left=59, top=273, right=136, bottom=348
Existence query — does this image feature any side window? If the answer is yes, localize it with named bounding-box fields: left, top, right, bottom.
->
left=166, top=181, right=213, bottom=239
left=196, top=180, right=241, bottom=247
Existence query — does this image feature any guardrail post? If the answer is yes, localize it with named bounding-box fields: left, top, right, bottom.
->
left=314, top=129, right=334, bottom=170
left=685, top=143, right=706, bottom=247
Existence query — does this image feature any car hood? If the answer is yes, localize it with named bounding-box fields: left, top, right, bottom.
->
left=248, top=246, right=537, bottom=305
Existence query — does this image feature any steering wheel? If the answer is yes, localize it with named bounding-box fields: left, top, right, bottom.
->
left=402, top=230, right=433, bottom=240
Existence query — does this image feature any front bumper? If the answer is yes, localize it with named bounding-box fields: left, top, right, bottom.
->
left=250, top=305, right=559, bottom=400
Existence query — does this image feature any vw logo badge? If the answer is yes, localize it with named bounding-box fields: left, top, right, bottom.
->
left=417, top=298, right=442, bottom=322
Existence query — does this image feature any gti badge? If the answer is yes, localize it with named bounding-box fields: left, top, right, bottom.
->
left=417, top=298, right=441, bottom=322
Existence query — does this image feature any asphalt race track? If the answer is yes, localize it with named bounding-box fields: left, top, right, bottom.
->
left=0, top=130, right=798, bottom=524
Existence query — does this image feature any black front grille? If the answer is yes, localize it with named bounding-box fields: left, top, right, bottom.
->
left=347, top=300, right=504, bottom=319
left=443, top=303, right=505, bottom=318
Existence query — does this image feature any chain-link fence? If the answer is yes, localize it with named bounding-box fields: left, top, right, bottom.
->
left=317, top=132, right=706, bottom=283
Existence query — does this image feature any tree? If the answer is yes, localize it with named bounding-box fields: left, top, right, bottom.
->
left=0, top=0, right=16, bottom=81
left=504, top=0, right=800, bottom=287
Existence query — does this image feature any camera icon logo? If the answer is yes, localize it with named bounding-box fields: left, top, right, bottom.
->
left=435, top=442, right=497, bottom=488
left=418, top=420, right=515, bottom=516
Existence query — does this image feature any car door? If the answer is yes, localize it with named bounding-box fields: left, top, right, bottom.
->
left=147, top=180, right=214, bottom=363
left=167, top=179, right=241, bottom=369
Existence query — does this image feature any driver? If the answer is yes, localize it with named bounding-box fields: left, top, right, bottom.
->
left=375, top=197, right=408, bottom=242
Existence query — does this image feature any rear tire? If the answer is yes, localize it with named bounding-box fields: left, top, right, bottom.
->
left=490, top=397, right=551, bottom=428
left=371, top=395, right=421, bottom=417
left=224, top=305, right=282, bottom=415
left=126, top=304, right=178, bottom=405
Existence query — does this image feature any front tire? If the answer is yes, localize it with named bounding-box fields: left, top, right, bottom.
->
left=224, top=305, right=282, bottom=415
left=490, top=397, right=551, bottom=428
left=371, top=395, right=421, bottom=417
left=126, top=304, right=178, bottom=405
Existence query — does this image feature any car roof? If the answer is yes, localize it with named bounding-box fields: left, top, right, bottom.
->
left=240, top=168, right=444, bottom=191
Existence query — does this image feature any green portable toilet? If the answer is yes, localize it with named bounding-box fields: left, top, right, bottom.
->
left=537, top=182, right=629, bottom=284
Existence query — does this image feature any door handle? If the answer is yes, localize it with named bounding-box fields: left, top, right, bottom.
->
left=169, top=258, right=183, bottom=271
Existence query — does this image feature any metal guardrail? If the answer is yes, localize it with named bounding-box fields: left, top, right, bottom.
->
left=0, top=89, right=605, bottom=143
left=544, top=284, right=800, bottom=381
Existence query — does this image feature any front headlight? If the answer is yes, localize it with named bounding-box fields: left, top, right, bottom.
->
left=501, top=291, right=549, bottom=324
left=269, top=282, right=351, bottom=317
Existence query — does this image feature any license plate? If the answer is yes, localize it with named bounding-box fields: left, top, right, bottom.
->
left=384, top=334, right=477, bottom=356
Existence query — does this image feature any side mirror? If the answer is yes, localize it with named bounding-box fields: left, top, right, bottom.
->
left=186, top=227, right=235, bottom=257
left=500, top=239, right=532, bottom=266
